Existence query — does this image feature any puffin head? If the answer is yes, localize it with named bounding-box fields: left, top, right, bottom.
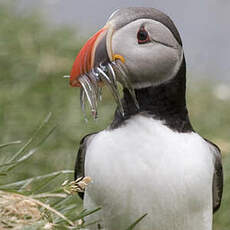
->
left=69, top=7, right=184, bottom=117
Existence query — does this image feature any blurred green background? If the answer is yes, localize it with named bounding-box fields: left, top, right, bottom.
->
left=0, top=2, right=229, bottom=229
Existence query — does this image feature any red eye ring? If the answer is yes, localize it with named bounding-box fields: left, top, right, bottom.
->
left=137, top=27, right=150, bottom=44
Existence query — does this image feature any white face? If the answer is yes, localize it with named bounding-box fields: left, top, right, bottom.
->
left=111, top=19, right=183, bottom=89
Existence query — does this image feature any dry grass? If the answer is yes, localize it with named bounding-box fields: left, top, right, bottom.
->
left=0, top=176, right=93, bottom=229
left=0, top=191, right=41, bottom=229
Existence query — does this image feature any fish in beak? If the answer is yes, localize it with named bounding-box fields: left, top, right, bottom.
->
left=69, top=23, right=138, bottom=119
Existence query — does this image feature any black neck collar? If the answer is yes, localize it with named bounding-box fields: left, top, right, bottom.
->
left=110, top=57, right=193, bottom=132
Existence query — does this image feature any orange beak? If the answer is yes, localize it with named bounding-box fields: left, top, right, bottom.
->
left=70, top=27, right=109, bottom=87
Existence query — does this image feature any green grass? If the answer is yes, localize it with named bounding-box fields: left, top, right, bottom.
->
left=0, top=114, right=94, bottom=229
left=0, top=2, right=229, bottom=229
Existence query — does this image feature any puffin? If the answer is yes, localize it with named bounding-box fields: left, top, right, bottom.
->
left=69, top=7, right=223, bottom=230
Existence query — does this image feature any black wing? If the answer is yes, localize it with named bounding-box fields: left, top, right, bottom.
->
left=205, top=139, right=223, bottom=213
left=74, top=133, right=97, bottom=199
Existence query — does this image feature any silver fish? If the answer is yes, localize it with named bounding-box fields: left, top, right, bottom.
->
left=77, top=61, right=139, bottom=119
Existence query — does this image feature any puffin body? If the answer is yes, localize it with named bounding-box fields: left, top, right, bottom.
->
left=83, top=116, right=214, bottom=230
left=71, top=7, right=223, bottom=230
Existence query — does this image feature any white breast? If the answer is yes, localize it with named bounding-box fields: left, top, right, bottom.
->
left=84, top=115, right=214, bottom=230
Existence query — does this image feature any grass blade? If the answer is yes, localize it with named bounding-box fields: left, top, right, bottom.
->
left=125, top=213, right=148, bottom=230
left=6, top=126, right=56, bottom=173
left=0, top=141, right=22, bottom=150
left=0, top=148, right=37, bottom=169
left=8, top=112, right=52, bottom=162
left=0, top=170, right=73, bottom=190
left=76, top=207, right=101, bottom=221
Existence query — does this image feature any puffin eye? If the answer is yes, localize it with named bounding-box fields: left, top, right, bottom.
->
left=137, top=27, right=150, bottom=44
